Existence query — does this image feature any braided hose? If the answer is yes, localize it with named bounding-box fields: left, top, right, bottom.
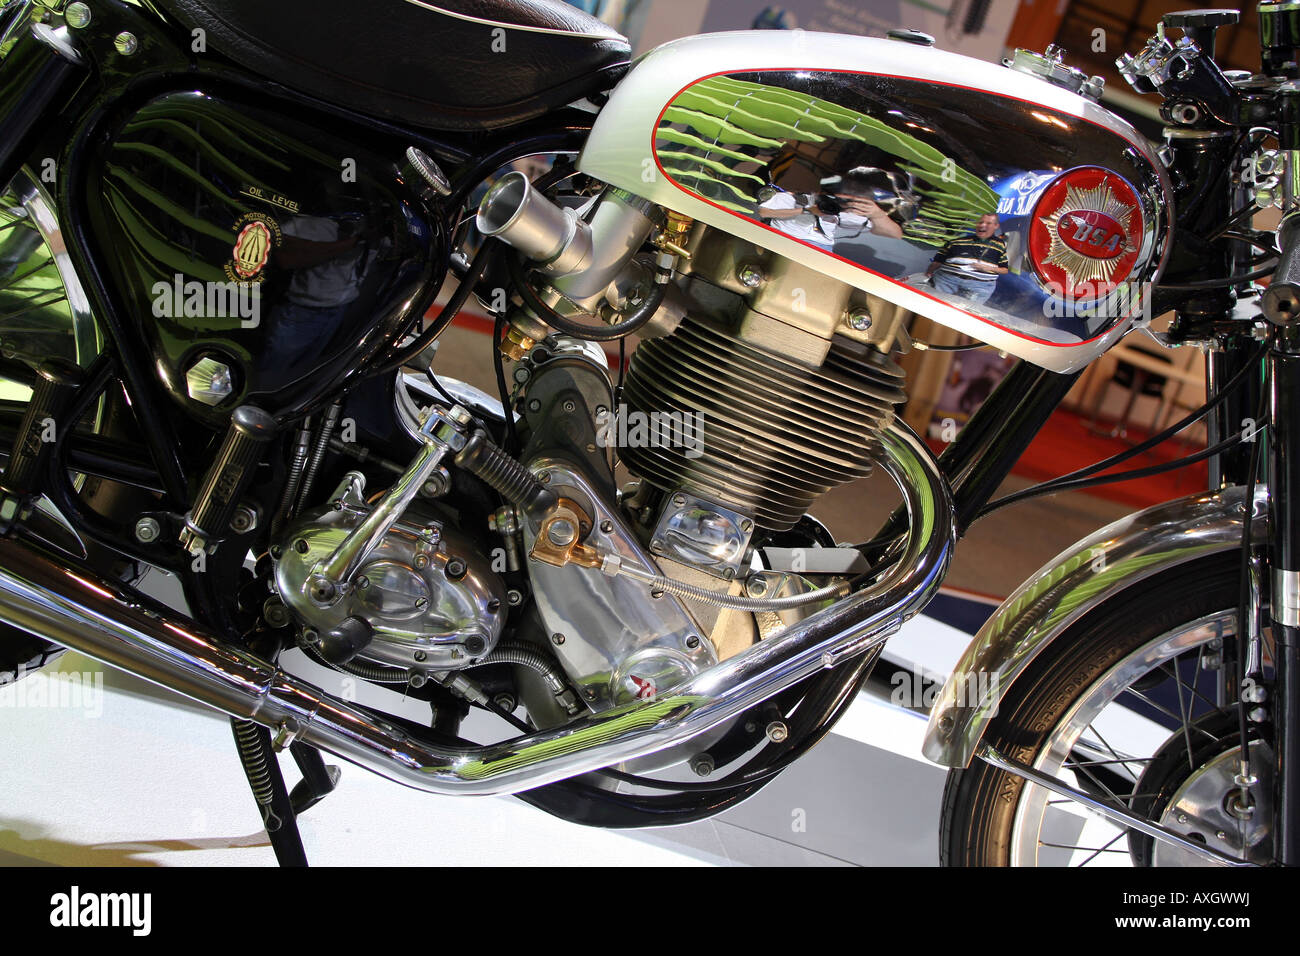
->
left=295, top=402, right=342, bottom=512
left=609, top=560, right=849, bottom=611
left=468, top=642, right=568, bottom=692
left=304, top=644, right=410, bottom=684
left=271, top=422, right=313, bottom=538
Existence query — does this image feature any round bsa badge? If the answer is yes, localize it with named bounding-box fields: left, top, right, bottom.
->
left=225, top=212, right=282, bottom=283
left=1028, top=166, right=1143, bottom=300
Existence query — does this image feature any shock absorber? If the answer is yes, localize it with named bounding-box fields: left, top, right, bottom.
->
left=179, top=405, right=277, bottom=554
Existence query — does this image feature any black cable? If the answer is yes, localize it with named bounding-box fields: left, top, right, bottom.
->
left=976, top=344, right=1266, bottom=519
left=505, top=248, right=666, bottom=342
left=376, top=240, right=497, bottom=375
left=493, top=309, right=520, bottom=455
left=423, top=368, right=459, bottom=409
left=1156, top=262, right=1277, bottom=292
left=978, top=431, right=1256, bottom=518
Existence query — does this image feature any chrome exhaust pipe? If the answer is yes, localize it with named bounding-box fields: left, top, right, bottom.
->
left=0, top=425, right=952, bottom=795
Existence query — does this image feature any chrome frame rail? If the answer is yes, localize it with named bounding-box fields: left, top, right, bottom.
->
left=0, top=423, right=954, bottom=796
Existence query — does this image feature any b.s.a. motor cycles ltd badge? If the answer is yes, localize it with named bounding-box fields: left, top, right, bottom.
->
left=225, top=212, right=282, bottom=283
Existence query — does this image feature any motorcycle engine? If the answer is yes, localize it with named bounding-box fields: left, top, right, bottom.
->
left=494, top=205, right=910, bottom=715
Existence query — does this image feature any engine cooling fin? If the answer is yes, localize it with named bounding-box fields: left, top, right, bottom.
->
left=621, top=315, right=906, bottom=530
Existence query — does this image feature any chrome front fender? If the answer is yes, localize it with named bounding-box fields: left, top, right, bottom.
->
left=922, top=485, right=1263, bottom=768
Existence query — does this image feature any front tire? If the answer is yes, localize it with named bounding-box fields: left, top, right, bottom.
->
left=941, top=553, right=1270, bottom=866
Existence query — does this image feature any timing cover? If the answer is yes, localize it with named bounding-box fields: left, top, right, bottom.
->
left=275, top=496, right=506, bottom=671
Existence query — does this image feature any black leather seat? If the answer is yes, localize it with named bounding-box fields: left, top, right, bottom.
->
left=157, top=0, right=632, bottom=130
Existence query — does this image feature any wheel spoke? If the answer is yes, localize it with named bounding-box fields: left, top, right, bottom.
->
left=0, top=291, right=67, bottom=322
left=0, top=255, right=54, bottom=288
left=1075, top=830, right=1129, bottom=867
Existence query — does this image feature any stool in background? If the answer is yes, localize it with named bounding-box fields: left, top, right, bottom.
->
left=1087, top=344, right=1172, bottom=441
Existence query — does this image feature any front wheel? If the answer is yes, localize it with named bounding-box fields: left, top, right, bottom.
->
left=0, top=167, right=104, bottom=682
left=941, top=553, right=1274, bottom=866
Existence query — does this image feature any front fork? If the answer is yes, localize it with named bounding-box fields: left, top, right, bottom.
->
left=1267, top=341, right=1300, bottom=864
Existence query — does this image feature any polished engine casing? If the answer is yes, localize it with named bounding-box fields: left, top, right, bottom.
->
left=275, top=491, right=507, bottom=671
left=578, top=31, right=1172, bottom=373
left=82, top=85, right=443, bottom=423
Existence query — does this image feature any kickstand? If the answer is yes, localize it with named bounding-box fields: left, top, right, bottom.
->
left=230, top=719, right=309, bottom=867
left=289, top=741, right=342, bottom=816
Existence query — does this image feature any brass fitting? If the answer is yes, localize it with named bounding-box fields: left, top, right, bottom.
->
left=530, top=497, right=601, bottom=569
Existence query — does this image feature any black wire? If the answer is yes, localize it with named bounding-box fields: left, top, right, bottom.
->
left=376, top=239, right=498, bottom=375
left=493, top=309, right=520, bottom=455
left=1156, top=262, right=1277, bottom=292
left=978, top=432, right=1255, bottom=519
left=976, top=344, right=1266, bottom=519
left=423, top=368, right=459, bottom=408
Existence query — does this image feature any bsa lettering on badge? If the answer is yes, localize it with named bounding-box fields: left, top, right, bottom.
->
left=224, top=212, right=282, bottom=283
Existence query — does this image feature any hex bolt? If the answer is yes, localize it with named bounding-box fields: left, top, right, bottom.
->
left=229, top=504, right=258, bottom=534
left=413, top=553, right=430, bottom=570
left=493, top=693, right=517, bottom=713
left=746, top=576, right=768, bottom=597
left=134, top=516, right=161, bottom=543
left=507, top=589, right=523, bottom=606
left=690, top=753, right=715, bottom=777
left=409, top=672, right=427, bottom=689
left=262, top=599, right=290, bottom=629
left=765, top=720, right=789, bottom=743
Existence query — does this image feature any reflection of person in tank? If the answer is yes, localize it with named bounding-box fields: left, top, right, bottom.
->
left=758, top=170, right=903, bottom=249
left=926, top=213, right=1009, bottom=306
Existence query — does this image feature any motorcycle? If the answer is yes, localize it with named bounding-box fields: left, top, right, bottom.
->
left=0, top=0, right=1294, bottom=867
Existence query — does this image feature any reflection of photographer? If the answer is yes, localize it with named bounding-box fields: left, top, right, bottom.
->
left=758, top=169, right=904, bottom=248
